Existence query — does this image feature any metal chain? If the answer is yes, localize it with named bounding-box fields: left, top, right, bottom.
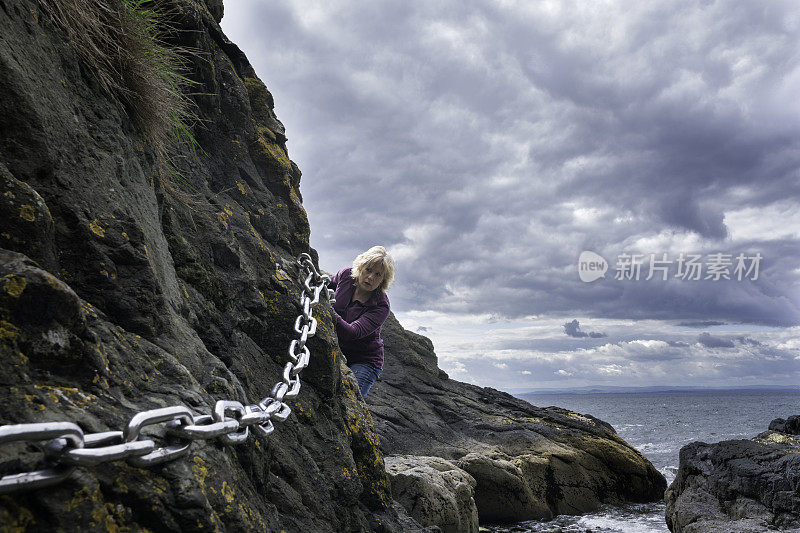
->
left=0, top=253, right=332, bottom=493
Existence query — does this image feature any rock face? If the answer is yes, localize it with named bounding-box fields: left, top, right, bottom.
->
left=0, top=0, right=422, bottom=530
left=665, top=419, right=800, bottom=532
left=368, top=315, right=667, bottom=524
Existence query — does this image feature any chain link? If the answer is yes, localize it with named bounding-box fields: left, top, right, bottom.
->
left=45, top=430, right=156, bottom=466
left=0, top=253, right=330, bottom=493
left=0, top=422, right=83, bottom=493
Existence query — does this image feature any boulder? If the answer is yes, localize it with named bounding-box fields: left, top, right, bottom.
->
left=455, top=452, right=550, bottom=523
left=769, top=415, right=800, bottom=436
left=665, top=420, right=800, bottom=532
left=385, top=455, right=478, bottom=533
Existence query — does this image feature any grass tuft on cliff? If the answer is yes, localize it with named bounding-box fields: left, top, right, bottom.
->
left=41, top=0, right=199, bottom=181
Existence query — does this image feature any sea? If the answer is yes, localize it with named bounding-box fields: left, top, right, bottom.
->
left=481, top=389, right=800, bottom=533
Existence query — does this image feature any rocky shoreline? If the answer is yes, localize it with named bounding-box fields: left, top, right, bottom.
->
left=665, top=416, right=800, bottom=532
left=368, top=315, right=667, bottom=530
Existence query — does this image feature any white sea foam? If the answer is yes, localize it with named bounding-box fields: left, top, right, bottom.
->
left=633, top=441, right=677, bottom=455
left=661, top=465, right=679, bottom=485
left=577, top=511, right=668, bottom=533
left=484, top=504, right=669, bottom=533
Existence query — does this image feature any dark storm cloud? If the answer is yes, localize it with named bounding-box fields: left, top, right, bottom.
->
left=697, top=332, right=735, bottom=349
left=222, top=1, right=800, bottom=328
left=563, top=319, right=607, bottom=339
left=678, top=321, right=727, bottom=328
left=667, top=340, right=690, bottom=348
left=736, top=336, right=764, bottom=347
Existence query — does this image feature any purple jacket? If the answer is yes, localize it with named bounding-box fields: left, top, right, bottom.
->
left=329, top=267, right=390, bottom=368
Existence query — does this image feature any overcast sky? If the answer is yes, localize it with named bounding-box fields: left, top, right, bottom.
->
left=221, top=1, right=800, bottom=392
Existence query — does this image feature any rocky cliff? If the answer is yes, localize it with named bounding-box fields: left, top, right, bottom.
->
left=368, top=315, right=667, bottom=528
left=0, top=0, right=665, bottom=531
left=0, top=0, right=422, bottom=530
left=665, top=416, right=800, bottom=532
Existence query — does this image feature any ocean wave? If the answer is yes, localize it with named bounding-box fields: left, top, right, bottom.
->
left=577, top=512, right=668, bottom=533
left=484, top=503, right=669, bottom=533
left=632, top=441, right=679, bottom=455
left=661, top=465, right=679, bottom=485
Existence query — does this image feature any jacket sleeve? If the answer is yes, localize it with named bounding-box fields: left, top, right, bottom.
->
left=328, top=269, right=341, bottom=291
left=333, top=300, right=390, bottom=341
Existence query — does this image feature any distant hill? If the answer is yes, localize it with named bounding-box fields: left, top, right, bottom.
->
left=510, top=385, right=800, bottom=396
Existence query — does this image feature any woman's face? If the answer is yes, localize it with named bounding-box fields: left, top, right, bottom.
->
left=358, top=262, right=385, bottom=292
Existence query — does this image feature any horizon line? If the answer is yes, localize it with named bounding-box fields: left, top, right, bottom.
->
left=505, top=384, right=800, bottom=395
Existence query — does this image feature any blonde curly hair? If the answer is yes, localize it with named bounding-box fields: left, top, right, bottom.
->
left=351, top=246, right=395, bottom=292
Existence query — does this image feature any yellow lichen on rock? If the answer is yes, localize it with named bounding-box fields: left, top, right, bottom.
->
left=92, top=374, right=110, bottom=389
left=567, top=412, right=594, bottom=425
left=66, top=483, right=125, bottom=532
left=192, top=456, right=210, bottom=486
left=236, top=182, right=251, bottom=195
left=515, top=416, right=546, bottom=424
left=81, top=302, right=99, bottom=318
left=247, top=217, right=268, bottom=251
left=24, top=393, right=46, bottom=411
left=89, top=219, right=105, bottom=237
left=253, top=131, right=290, bottom=171
left=2, top=274, right=26, bottom=297
left=189, top=456, right=227, bottom=531
left=757, top=431, right=797, bottom=446
left=221, top=481, right=235, bottom=505
left=257, top=288, right=280, bottom=313
left=288, top=187, right=303, bottom=208
left=0, top=502, right=36, bottom=531
left=237, top=501, right=267, bottom=531
left=18, top=204, right=36, bottom=222
left=214, top=212, right=228, bottom=228
left=32, top=384, right=98, bottom=408
left=340, top=362, right=392, bottom=509
left=274, top=268, right=290, bottom=283
left=0, top=320, right=18, bottom=341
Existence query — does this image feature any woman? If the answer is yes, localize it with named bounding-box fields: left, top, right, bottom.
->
left=328, top=246, right=394, bottom=398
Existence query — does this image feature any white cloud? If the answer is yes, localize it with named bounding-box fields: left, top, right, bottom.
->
left=445, top=361, right=468, bottom=375
left=598, top=364, right=626, bottom=376
left=724, top=201, right=800, bottom=242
